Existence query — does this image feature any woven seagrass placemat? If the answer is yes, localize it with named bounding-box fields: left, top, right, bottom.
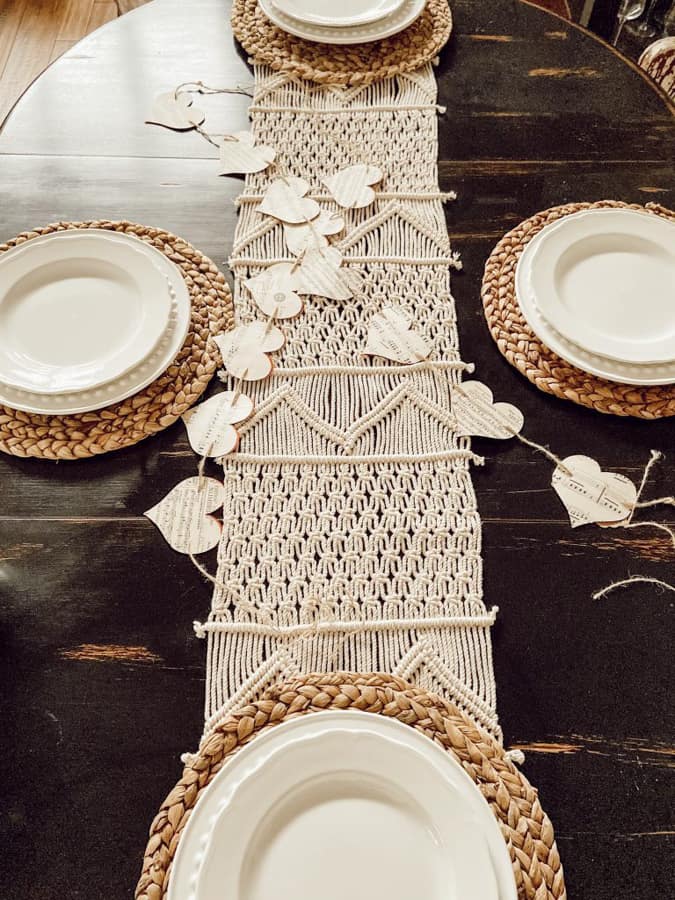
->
left=136, top=673, right=566, bottom=900
left=231, top=0, right=452, bottom=86
left=0, top=222, right=233, bottom=460
left=481, top=201, right=675, bottom=419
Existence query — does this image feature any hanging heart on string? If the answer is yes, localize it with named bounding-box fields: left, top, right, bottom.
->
left=283, top=211, right=345, bottom=256
left=145, top=476, right=224, bottom=554
left=145, top=91, right=205, bottom=131
left=552, top=455, right=637, bottom=528
left=322, top=164, right=383, bottom=209
left=294, top=247, right=362, bottom=301
left=218, top=131, right=276, bottom=175
left=451, top=381, right=524, bottom=439
left=213, top=321, right=285, bottom=381
left=245, top=263, right=303, bottom=318
left=182, top=391, right=254, bottom=457
left=260, top=177, right=320, bottom=224
left=365, top=306, right=431, bottom=364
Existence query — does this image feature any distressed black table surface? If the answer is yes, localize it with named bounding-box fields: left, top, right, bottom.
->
left=0, top=1, right=673, bottom=897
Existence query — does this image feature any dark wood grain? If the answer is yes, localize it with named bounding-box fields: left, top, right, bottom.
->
left=0, top=1, right=673, bottom=899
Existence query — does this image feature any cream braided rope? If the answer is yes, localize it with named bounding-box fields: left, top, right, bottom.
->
left=199, top=64, right=500, bottom=740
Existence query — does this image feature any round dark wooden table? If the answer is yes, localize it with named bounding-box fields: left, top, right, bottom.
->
left=0, top=2, right=673, bottom=898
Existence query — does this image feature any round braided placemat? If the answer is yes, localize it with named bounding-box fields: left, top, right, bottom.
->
left=136, top=673, right=566, bottom=900
left=0, top=222, right=233, bottom=460
left=231, top=0, right=452, bottom=86
left=481, top=201, right=675, bottom=419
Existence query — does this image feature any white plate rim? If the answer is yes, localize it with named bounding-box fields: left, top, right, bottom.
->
left=515, top=217, right=675, bottom=386
left=524, top=208, right=675, bottom=365
left=168, top=710, right=517, bottom=900
left=0, top=230, right=193, bottom=414
left=258, top=0, right=426, bottom=44
left=271, top=0, right=405, bottom=28
left=0, top=230, right=173, bottom=394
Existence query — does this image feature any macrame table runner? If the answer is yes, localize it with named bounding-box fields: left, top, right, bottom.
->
left=481, top=201, right=675, bottom=420
left=196, top=61, right=501, bottom=743
left=0, top=223, right=233, bottom=460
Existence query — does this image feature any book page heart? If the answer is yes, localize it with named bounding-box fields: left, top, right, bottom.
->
left=245, top=263, right=303, bottom=318
left=283, top=211, right=344, bottom=256
left=260, top=177, right=320, bottom=224
left=322, top=164, right=383, bottom=209
left=451, top=381, right=524, bottom=439
left=214, top=321, right=285, bottom=381
left=552, top=455, right=637, bottom=528
left=145, top=92, right=205, bottom=130
left=219, top=131, right=275, bottom=175
left=365, top=307, right=431, bottom=364
left=145, top=476, right=224, bottom=554
left=182, top=391, right=254, bottom=457
left=294, top=247, right=361, bottom=301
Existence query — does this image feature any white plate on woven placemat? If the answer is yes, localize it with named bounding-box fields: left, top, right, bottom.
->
left=524, top=208, right=675, bottom=365
left=168, top=712, right=517, bottom=900
left=0, top=230, right=192, bottom=414
left=258, top=0, right=426, bottom=44
left=272, top=0, right=404, bottom=27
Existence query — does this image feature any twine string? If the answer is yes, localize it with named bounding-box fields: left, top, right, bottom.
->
left=593, top=576, right=675, bottom=600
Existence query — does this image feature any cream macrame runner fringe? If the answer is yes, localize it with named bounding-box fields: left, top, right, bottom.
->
left=197, top=64, right=501, bottom=741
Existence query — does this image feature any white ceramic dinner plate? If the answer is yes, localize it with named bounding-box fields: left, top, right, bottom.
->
left=272, top=0, right=404, bottom=28
left=524, top=208, right=675, bottom=365
left=169, top=711, right=517, bottom=900
left=0, top=230, right=192, bottom=414
left=258, top=0, right=426, bottom=44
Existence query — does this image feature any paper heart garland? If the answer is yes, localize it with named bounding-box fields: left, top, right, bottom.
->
left=552, top=455, right=637, bottom=528
left=213, top=321, right=285, bottom=381
left=145, top=476, right=224, bottom=554
left=260, top=177, right=320, bottom=224
left=219, top=131, right=275, bottom=175
left=245, top=263, right=303, bottom=319
left=294, top=247, right=362, bottom=301
left=322, top=164, right=383, bottom=209
left=283, top=211, right=345, bottom=256
left=181, top=391, right=254, bottom=457
left=452, top=381, right=524, bottom=439
left=146, top=92, right=205, bottom=131
left=365, top=307, right=431, bottom=364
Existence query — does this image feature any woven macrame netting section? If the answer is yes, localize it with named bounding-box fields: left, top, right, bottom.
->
left=200, top=64, right=500, bottom=741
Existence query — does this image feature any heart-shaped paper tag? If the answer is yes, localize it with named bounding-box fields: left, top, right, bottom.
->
left=182, top=391, right=254, bottom=457
left=219, top=131, right=275, bottom=175
left=260, top=177, right=320, bottom=224
left=245, top=263, right=303, bottom=319
left=145, top=476, right=224, bottom=554
left=322, top=164, right=383, bottom=209
left=365, top=307, right=431, bottom=364
left=214, top=321, right=285, bottom=381
left=552, top=455, right=637, bottom=528
left=145, top=92, right=205, bottom=131
left=451, top=381, right=524, bottom=439
left=294, top=247, right=362, bottom=301
left=283, top=211, right=345, bottom=256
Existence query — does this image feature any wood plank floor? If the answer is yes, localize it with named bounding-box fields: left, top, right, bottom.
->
left=0, top=0, right=573, bottom=128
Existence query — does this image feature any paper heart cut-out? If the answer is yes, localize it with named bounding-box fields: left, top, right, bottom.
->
left=552, top=455, right=637, bottom=528
left=145, top=91, right=205, bottom=131
left=213, top=321, right=285, bottom=381
left=365, top=307, right=431, bottom=364
left=452, top=381, right=524, bottom=439
left=322, top=164, right=383, bottom=209
left=283, top=211, right=345, bottom=256
left=245, top=263, right=303, bottom=319
left=259, top=177, right=321, bottom=224
left=219, top=131, right=275, bottom=175
left=182, top=390, right=254, bottom=457
left=294, top=247, right=362, bottom=301
left=145, top=476, right=224, bottom=554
